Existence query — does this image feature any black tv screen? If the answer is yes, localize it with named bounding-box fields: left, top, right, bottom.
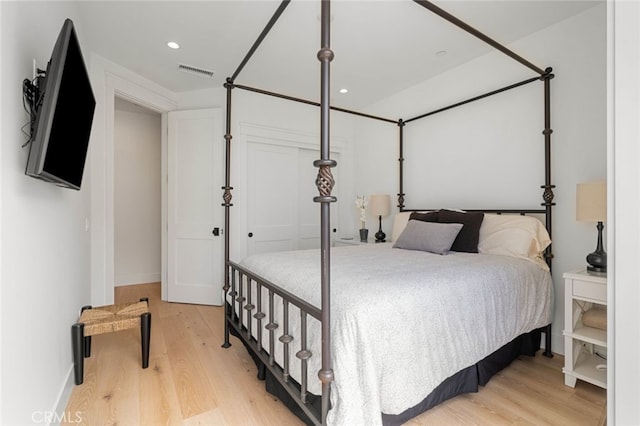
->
left=25, top=18, right=95, bottom=190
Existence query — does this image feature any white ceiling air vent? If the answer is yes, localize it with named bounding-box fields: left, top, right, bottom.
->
left=177, top=64, right=215, bottom=78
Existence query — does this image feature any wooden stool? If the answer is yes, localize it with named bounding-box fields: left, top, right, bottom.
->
left=72, top=298, right=151, bottom=385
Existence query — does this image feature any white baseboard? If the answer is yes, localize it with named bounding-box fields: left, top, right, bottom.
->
left=49, top=365, right=75, bottom=426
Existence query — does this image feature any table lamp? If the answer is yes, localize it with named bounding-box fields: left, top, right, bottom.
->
left=576, top=181, right=607, bottom=273
left=369, top=194, right=390, bottom=243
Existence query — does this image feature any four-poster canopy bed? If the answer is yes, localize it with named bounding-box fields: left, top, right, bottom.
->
left=220, top=1, right=555, bottom=425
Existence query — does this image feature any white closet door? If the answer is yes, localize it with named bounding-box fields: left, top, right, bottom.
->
left=167, top=109, right=223, bottom=305
left=247, top=142, right=340, bottom=256
left=247, top=143, right=299, bottom=255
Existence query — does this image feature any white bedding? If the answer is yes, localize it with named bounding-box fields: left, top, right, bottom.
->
left=236, top=243, right=552, bottom=426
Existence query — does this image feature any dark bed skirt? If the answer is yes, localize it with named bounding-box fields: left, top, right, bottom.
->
left=228, top=311, right=543, bottom=425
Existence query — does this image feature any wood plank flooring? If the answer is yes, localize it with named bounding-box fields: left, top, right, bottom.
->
left=64, top=283, right=606, bottom=425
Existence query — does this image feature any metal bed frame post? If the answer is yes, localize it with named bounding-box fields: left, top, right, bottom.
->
left=398, top=119, right=406, bottom=211
left=314, top=1, right=336, bottom=423
left=221, top=0, right=291, bottom=350
left=541, top=67, right=555, bottom=358
left=222, top=77, right=234, bottom=349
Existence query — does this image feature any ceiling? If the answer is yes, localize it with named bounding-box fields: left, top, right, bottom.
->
left=76, top=0, right=600, bottom=109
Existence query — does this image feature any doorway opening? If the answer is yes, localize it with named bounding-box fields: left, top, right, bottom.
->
left=113, top=97, right=162, bottom=293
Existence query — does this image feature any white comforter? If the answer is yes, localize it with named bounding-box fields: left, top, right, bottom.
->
left=238, top=243, right=552, bottom=426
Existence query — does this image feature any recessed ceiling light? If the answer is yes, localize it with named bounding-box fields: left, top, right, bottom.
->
left=339, top=88, right=348, bottom=94
left=436, top=50, right=447, bottom=57
left=167, top=41, right=180, bottom=49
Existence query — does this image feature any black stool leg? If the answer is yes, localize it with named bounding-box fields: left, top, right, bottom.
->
left=81, top=305, right=92, bottom=357
left=71, top=323, right=85, bottom=385
left=140, top=312, right=151, bottom=369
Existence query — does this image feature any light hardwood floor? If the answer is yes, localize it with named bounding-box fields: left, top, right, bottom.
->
left=64, top=283, right=606, bottom=425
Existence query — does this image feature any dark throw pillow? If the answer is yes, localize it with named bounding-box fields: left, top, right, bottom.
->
left=409, top=211, right=439, bottom=223
left=438, top=210, right=485, bottom=253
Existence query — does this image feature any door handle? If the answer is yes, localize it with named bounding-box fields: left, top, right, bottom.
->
left=212, top=227, right=220, bottom=236
left=248, top=232, right=254, bottom=238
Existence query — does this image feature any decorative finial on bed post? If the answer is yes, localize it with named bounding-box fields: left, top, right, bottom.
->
left=222, top=185, right=233, bottom=207
left=224, top=77, right=235, bottom=89
left=317, top=47, right=334, bottom=62
left=313, top=159, right=337, bottom=202
left=539, top=67, right=555, bottom=81
left=541, top=185, right=555, bottom=206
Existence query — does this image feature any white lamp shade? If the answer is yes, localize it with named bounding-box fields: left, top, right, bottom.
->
left=576, top=181, right=607, bottom=222
left=369, top=194, right=390, bottom=217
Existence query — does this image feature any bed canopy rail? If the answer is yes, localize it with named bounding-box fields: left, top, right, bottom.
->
left=221, top=0, right=555, bottom=424
left=401, top=208, right=547, bottom=215
left=229, top=0, right=291, bottom=83
left=404, top=75, right=543, bottom=124
left=230, top=82, right=398, bottom=124
left=413, top=0, right=546, bottom=76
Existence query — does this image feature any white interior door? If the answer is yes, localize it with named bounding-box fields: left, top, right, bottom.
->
left=167, top=109, right=223, bottom=305
left=247, top=142, right=340, bottom=256
left=247, top=143, right=299, bottom=255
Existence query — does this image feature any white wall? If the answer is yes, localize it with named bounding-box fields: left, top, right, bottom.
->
left=0, top=2, right=4, bottom=421
left=114, top=99, right=161, bottom=286
left=610, top=1, right=640, bottom=423
left=0, top=2, right=90, bottom=424
left=354, top=4, right=606, bottom=354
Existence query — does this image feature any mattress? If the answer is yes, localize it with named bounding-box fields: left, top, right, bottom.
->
left=234, top=242, right=553, bottom=425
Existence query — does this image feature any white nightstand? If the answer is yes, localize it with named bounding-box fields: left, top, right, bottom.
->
left=562, top=269, right=607, bottom=389
left=333, top=238, right=370, bottom=247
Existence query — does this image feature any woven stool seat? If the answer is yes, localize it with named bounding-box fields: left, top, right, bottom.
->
left=79, top=301, right=150, bottom=336
left=72, top=298, right=151, bottom=385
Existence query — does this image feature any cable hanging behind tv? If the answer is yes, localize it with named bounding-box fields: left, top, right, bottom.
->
left=23, top=18, right=96, bottom=190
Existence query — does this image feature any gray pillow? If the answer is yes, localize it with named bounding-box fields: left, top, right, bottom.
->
left=392, top=220, right=463, bottom=255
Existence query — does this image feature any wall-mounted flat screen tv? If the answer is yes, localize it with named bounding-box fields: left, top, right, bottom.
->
left=25, top=18, right=95, bottom=190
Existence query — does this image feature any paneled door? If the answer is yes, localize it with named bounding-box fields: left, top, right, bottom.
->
left=247, top=142, right=339, bottom=256
left=167, top=109, right=223, bottom=305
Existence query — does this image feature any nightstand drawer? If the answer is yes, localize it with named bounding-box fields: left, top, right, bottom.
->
left=573, top=279, right=606, bottom=301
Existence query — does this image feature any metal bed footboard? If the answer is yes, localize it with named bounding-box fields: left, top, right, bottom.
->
left=225, top=260, right=324, bottom=425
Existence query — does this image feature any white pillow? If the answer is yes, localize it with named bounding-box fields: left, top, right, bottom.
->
left=391, top=212, right=413, bottom=242
left=478, top=214, right=551, bottom=269
left=390, top=211, right=432, bottom=242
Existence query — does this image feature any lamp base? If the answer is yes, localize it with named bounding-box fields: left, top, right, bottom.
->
left=375, top=215, right=386, bottom=243
left=586, top=221, right=607, bottom=274
left=587, top=265, right=607, bottom=274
